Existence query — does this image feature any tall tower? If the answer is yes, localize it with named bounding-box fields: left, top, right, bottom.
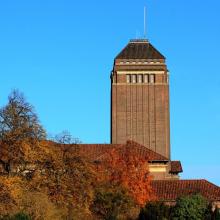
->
left=111, top=39, right=170, bottom=159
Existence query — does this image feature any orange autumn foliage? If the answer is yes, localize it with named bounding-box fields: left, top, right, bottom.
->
left=0, top=141, right=97, bottom=219
left=96, top=145, right=154, bottom=206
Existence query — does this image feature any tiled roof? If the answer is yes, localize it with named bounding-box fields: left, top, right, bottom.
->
left=152, top=179, right=220, bottom=202
left=72, top=143, right=122, bottom=161
left=68, top=140, right=169, bottom=162
left=115, top=40, right=165, bottom=60
left=125, top=141, right=169, bottom=162
left=170, top=161, right=183, bottom=173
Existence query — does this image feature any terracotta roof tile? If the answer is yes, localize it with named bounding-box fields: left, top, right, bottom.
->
left=125, top=140, right=169, bottom=161
left=68, top=143, right=121, bottom=161
left=67, top=140, right=169, bottom=162
left=152, top=179, right=220, bottom=202
left=170, top=161, right=183, bottom=173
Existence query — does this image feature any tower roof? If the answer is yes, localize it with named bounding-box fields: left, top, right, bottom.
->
left=115, top=39, right=165, bottom=60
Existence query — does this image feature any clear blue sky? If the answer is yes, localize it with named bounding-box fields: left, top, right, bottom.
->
left=0, top=0, right=220, bottom=185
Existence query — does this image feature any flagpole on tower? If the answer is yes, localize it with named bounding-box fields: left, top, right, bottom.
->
left=144, top=6, right=147, bottom=39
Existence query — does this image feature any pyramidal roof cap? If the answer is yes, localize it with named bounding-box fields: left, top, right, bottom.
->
left=130, top=39, right=149, bottom=43
left=115, top=39, right=165, bottom=60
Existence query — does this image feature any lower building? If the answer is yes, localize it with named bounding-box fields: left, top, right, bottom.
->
left=152, top=179, right=220, bottom=208
left=74, top=140, right=182, bottom=180
left=67, top=141, right=220, bottom=208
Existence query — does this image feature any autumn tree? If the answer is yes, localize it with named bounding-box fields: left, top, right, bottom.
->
left=96, top=144, right=153, bottom=206
left=0, top=90, right=46, bottom=174
left=0, top=175, right=65, bottom=219
left=52, top=130, right=82, bottom=160
left=27, top=140, right=97, bottom=218
left=54, top=130, right=81, bottom=145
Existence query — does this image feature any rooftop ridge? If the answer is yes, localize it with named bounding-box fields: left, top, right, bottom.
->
left=129, top=39, right=149, bottom=43
left=126, top=140, right=169, bottom=161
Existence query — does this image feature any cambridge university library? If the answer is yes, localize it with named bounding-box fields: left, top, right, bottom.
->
left=78, top=39, right=220, bottom=207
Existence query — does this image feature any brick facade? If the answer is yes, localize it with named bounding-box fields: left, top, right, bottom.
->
left=111, top=40, right=170, bottom=159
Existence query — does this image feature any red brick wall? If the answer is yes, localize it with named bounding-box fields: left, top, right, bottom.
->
left=111, top=67, right=170, bottom=159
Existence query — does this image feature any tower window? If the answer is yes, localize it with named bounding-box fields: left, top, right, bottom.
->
left=138, top=74, right=143, bottom=83
left=149, top=74, right=155, bottom=84
left=132, top=75, right=136, bottom=83
left=137, top=74, right=143, bottom=83
left=166, top=75, right=169, bottom=84
left=126, top=75, right=131, bottom=83
left=144, top=74, right=148, bottom=83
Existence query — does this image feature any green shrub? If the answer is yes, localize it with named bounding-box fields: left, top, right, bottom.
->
left=138, top=201, right=171, bottom=220
left=172, top=194, right=209, bottom=220
left=0, top=213, right=31, bottom=220
left=11, top=213, right=31, bottom=220
left=91, top=185, right=134, bottom=220
left=213, top=207, right=220, bottom=220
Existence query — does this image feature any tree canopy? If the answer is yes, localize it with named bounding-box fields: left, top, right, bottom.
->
left=96, top=146, right=153, bottom=206
left=0, top=90, right=46, bottom=173
left=171, top=194, right=209, bottom=220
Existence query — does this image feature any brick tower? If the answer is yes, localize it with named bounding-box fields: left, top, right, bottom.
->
left=111, top=39, right=170, bottom=159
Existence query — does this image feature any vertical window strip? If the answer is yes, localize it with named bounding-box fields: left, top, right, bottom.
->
left=166, top=75, right=169, bottom=84
left=126, top=74, right=131, bottom=83
left=144, top=74, right=148, bottom=83
left=150, top=74, right=155, bottom=84
left=132, top=75, right=136, bottom=83
left=138, top=74, right=143, bottom=83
